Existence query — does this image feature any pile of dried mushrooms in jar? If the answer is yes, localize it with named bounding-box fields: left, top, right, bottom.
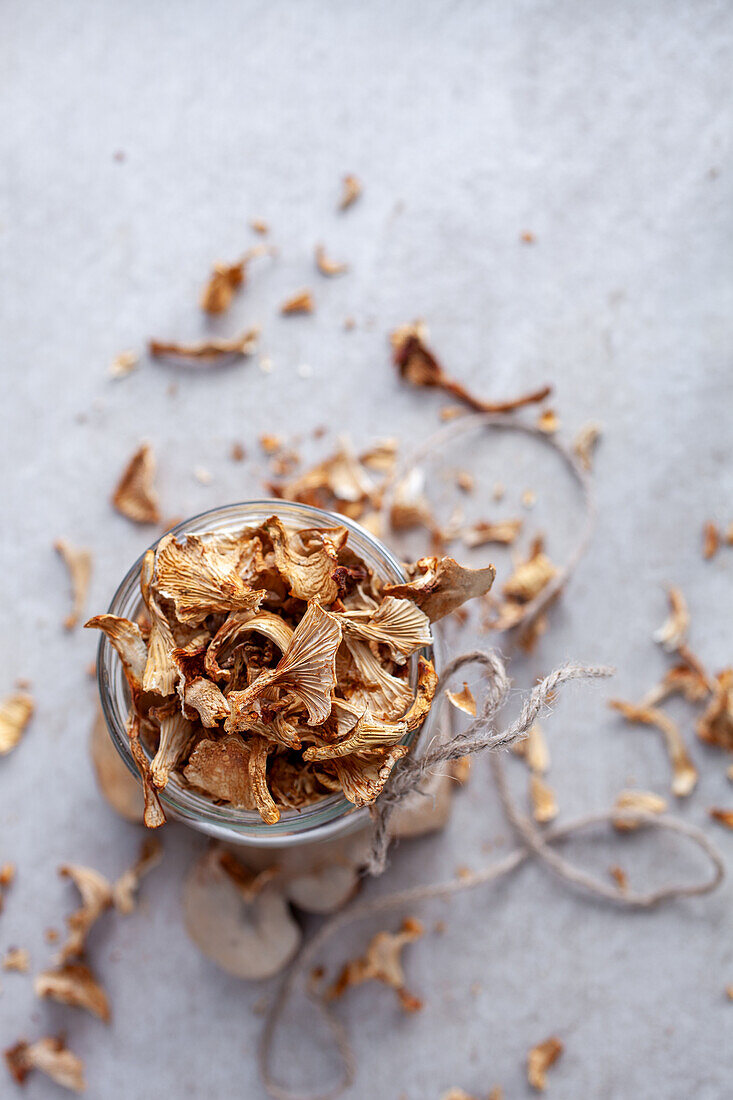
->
left=86, top=516, right=495, bottom=827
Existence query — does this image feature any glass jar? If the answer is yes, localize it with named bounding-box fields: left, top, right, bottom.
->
left=97, top=500, right=442, bottom=850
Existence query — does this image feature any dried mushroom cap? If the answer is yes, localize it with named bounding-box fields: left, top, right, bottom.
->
left=527, top=1036, right=564, bottom=1091
left=140, top=549, right=177, bottom=696
left=183, top=847, right=301, bottom=980
left=446, top=683, right=477, bottom=716
left=339, top=596, right=432, bottom=663
left=304, top=713, right=408, bottom=761
left=54, top=539, right=92, bottom=630
left=384, top=555, right=496, bottom=622
left=154, top=533, right=263, bottom=624
left=112, top=837, right=163, bottom=914
left=85, top=615, right=147, bottom=689
left=612, top=788, right=668, bottom=831
left=184, top=735, right=255, bottom=809
left=653, top=587, right=689, bottom=653
left=610, top=699, right=698, bottom=797
left=206, top=610, right=294, bottom=682
left=34, top=962, right=110, bottom=1022
left=89, top=708, right=144, bottom=823
left=264, top=516, right=346, bottom=603
left=228, top=601, right=342, bottom=728
left=4, top=1036, right=86, bottom=1092
left=57, top=864, right=113, bottom=963
left=697, top=668, right=733, bottom=751
left=328, top=917, right=423, bottom=1009
left=0, top=692, right=34, bottom=756
left=344, top=637, right=414, bottom=720
left=149, top=329, right=259, bottom=363
left=112, top=442, right=160, bottom=524
left=332, top=744, right=409, bottom=806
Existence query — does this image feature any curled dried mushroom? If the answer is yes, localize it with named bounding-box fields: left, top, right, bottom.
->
left=5, top=1036, right=86, bottom=1093
left=86, top=515, right=491, bottom=825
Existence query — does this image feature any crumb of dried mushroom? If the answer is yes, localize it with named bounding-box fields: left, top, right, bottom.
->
left=653, top=587, right=689, bottom=653
left=4, top=1037, right=86, bottom=1092
left=281, top=289, right=314, bottom=315
left=462, top=518, right=522, bottom=548
left=230, top=442, right=246, bottom=462
left=536, top=408, right=559, bottom=433
left=54, top=539, right=92, bottom=630
left=697, top=669, right=733, bottom=751
left=315, top=245, right=348, bottom=276
left=709, top=808, right=733, bottom=829
left=0, top=693, right=34, bottom=756
left=609, top=865, right=628, bottom=891
left=339, top=173, right=362, bottom=210
left=612, top=788, right=667, bottom=830
left=446, top=683, right=477, bottom=716
left=529, top=774, right=557, bottom=823
left=109, top=350, right=138, bottom=379
left=703, top=521, right=720, bottom=560
left=572, top=421, right=602, bottom=471
left=2, top=947, right=29, bottom=972
left=250, top=218, right=269, bottom=235
left=112, top=442, right=160, bottom=525
left=527, top=1036, right=564, bottom=1091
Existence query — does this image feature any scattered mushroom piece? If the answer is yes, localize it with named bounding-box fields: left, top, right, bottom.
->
left=527, top=1036, right=564, bottom=1091
left=112, top=442, right=160, bottom=525
left=697, top=669, right=733, bottom=751
left=183, top=847, right=301, bottom=980
left=572, top=421, right=602, bottom=471
left=709, top=808, right=733, bottom=829
left=327, top=916, right=423, bottom=1012
left=536, top=408, right=559, bottom=433
left=339, top=173, right=362, bottom=210
left=612, top=789, right=668, bottom=831
left=4, top=1037, right=86, bottom=1093
left=0, top=693, right=34, bottom=756
left=149, top=329, right=259, bottom=363
left=281, top=289, right=314, bottom=315
left=391, top=322, right=551, bottom=414
left=653, top=587, right=690, bottom=653
left=34, top=962, right=110, bottom=1022
left=610, top=699, right=698, bottom=797
left=89, top=708, right=144, bottom=823
left=703, top=521, right=721, bottom=560
left=109, top=349, right=138, bottom=379
left=461, top=519, right=523, bottom=548
left=315, top=245, right=348, bottom=276
left=529, top=774, right=558, bottom=823
left=384, top=555, right=495, bottom=622
left=2, top=947, right=29, bottom=972
left=57, top=864, right=113, bottom=963
left=54, top=539, right=92, bottom=630
left=446, top=683, right=477, bottom=716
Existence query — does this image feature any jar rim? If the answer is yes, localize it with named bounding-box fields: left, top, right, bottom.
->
left=97, top=499, right=438, bottom=847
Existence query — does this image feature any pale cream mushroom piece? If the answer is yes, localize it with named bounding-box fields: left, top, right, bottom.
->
left=183, top=848, right=301, bottom=980
left=89, top=708, right=144, bottom=823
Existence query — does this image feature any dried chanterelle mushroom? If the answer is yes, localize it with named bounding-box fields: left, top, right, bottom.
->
left=86, top=515, right=494, bottom=827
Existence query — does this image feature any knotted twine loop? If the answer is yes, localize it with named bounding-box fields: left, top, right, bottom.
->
left=259, top=655, right=725, bottom=1100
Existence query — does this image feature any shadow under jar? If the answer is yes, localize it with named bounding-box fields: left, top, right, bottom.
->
left=97, top=500, right=443, bottom=849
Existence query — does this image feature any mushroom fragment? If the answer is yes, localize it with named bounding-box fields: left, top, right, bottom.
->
left=461, top=519, right=522, bottom=548
left=109, top=349, right=139, bottom=379
left=315, top=245, right=348, bottom=276
left=709, top=808, right=733, bottom=829
left=34, top=962, right=110, bottom=1022
left=264, top=516, right=346, bottom=602
left=529, top=774, right=558, bottom=823
left=697, top=669, right=733, bottom=751
left=391, top=321, right=551, bottom=414
left=527, top=1036, right=564, bottom=1091
left=338, top=596, right=432, bottom=663
left=653, top=587, right=689, bottom=653
left=182, top=847, right=301, bottom=980
left=183, top=735, right=255, bottom=808
left=200, top=249, right=265, bottom=314
left=85, top=615, right=147, bottom=690
left=339, top=173, right=362, bottom=210
left=446, top=683, right=477, bottom=716
left=57, top=864, right=113, bottom=963
left=54, top=539, right=92, bottom=630
left=112, top=442, right=161, bottom=525
left=149, top=329, right=259, bottom=363
left=2, top=947, right=30, bottom=972
left=702, top=521, right=721, bottom=560
left=0, top=693, right=34, bottom=756
left=384, top=555, right=496, bottom=621
left=572, top=421, right=602, bottom=471
left=612, top=789, right=668, bottom=831
left=610, top=699, right=698, bottom=797
left=140, top=550, right=177, bottom=696
left=281, top=289, right=314, bottom=315
left=327, top=916, right=424, bottom=1012
left=4, top=1037, right=86, bottom=1093
left=153, top=533, right=263, bottom=624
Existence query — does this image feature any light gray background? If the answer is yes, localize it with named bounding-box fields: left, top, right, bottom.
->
left=1, top=2, right=732, bottom=1098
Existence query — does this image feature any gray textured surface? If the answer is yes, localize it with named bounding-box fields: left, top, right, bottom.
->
left=1, top=2, right=732, bottom=1097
